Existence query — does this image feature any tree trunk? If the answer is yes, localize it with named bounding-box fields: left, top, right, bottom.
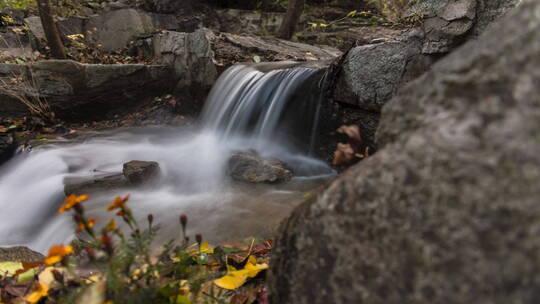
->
left=277, top=0, right=304, bottom=40
left=36, top=0, right=66, bottom=59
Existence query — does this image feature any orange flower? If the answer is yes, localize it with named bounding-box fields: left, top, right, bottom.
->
left=26, top=282, right=49, bottom=303
left=106, top=195, right=130, bottom=211
left=58, top=194, right=89, bottom=213
left=76, top=218, right=96, bottom=233
left=106, top=218, right=117, bottom=231
left=44, top=245, right=74, bottom=265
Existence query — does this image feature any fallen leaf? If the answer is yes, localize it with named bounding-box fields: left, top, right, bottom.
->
left=214, top=256, right=268, bottom=290
left=337, top=125, right=361, bottom=142
left=332, top=143, right=355, bottom=166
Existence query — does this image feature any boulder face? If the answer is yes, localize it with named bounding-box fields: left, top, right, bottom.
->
left=123, top=160, right=160, bottom=184
left=269, top=1, right=540, bottom=304
left=227, top=151, right=293, bottom=183
left=0, top=60, right=175, bottom=121
left=332, top=30, right=425, bottom=112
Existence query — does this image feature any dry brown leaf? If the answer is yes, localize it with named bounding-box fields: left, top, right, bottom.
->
left=337, top=125, right=361, bottom=142
left=332, top=143, right=355, bottom=166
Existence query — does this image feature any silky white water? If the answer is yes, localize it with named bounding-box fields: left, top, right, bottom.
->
left=0, top=63, right=333, bottom=252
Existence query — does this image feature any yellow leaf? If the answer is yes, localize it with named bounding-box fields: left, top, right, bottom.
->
left=0, top=261, right=23, bottom=276
left=26, top=282, right=49, bottom=303
left=200, top=241, right=214, bottom=254
left=319, top=23, right=329, bottom=27
left=347, top=10, right=358, bottom=17
left=213, top=266, right=248, bottom=290
left=213, top=256, right=268, bottom=290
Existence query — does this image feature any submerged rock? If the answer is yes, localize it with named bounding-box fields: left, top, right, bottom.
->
left=0, top=246, right=44, bottom=262
left=64, top=173, right=128, bottom=195
left=123, top=160, right=160, bottom=184
left=64, top=160, right=160, bottom=195
left=227, top=151, right=293, bottom=184
left=270, top=1, right=540, bottom=303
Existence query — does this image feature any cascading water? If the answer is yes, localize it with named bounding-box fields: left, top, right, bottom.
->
left=0, top=62, right=334, bottom=252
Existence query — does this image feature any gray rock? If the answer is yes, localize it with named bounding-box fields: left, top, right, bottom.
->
left=152, top=29, right=217, bottom=91
left=333, top=0, right=520, bottom=111
left=85, top=8, right=154, bottom=51
left=420, top=0, right=519, bottom=54
left=227, top=151, right=293, bottom=183
left=473, top=0, right=522, bottom=35
left=215, top=9, right=286, bottom=35
left=64, top=173, right=128, bottom=195
left=0, top=246, right=44, bottom=262
left=23, top=16, right=46, bottom=40
left=270, top=1, right=540, bottom=303
left=0, top=60, right=175, bottom=120
left=123, top=160, right=160, bottom=184
left=333, top=32, right=424, bottom=112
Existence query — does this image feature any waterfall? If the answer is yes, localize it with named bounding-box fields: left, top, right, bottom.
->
left=0, top=62, right=333, bottom=252
left=201, top=62, right=328, bottom=154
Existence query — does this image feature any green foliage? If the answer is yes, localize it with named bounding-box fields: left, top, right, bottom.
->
left=367, top=0, right=421, bottom=24
left=0, top=0, right=36, bottom=10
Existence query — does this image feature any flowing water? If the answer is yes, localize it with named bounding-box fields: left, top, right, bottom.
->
left=0, top=63, right=334, bottom=252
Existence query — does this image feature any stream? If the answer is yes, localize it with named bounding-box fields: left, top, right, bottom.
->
left=0, top=62, right=334, bottom=253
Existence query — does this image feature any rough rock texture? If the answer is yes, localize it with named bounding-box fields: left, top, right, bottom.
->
left=215, top=9, right=286, bottom=35
left=24, top=9, right=186, bottom=51
left=123, top=160, right=160, bottom=184
left=84, top=8, right=155, bottom=51
left=334, top=0, right=520, bottom=110
left=227, top=151, right=293, bottom=183
left=0, top=134, right=16, bottom=166
left=269, top=1, right=540, bottom=304
left=0, top=246, right=44, bottom=262
left=216, top=31, right=340, bottom=64
left=0, top=60, right=175, bottom=120
left=151, top=29, right=218, bottom=91
left=333, top=30, right=425, bottom=112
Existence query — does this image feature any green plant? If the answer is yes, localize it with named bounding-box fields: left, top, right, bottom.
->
left=0, top=0, right=36, bottom=10
left=367, top=0, right=419, bottom=24
left=0, top=194, right=272, bottom=304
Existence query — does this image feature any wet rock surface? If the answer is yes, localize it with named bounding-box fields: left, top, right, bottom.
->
left=64, top=173, right=128, bottom=195
left=270, top=1, right=540, bottom=303
left=123, top=160, right=160, bottom=184
left=227, top=151, right=293, bottom=184
left=64, top=160, right=160, bottom=195
left=0, top=134, right=16, bottom=166
left=0, top=246, right=44, bottom=262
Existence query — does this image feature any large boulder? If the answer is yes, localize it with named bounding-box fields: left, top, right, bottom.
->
left=0, top=60, right=175, bottom=120
left=332, top=30, right=425, bottom=112
left=269, top=1, right=540, bottom=303
left=330, top=0, right=519, bottom=151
